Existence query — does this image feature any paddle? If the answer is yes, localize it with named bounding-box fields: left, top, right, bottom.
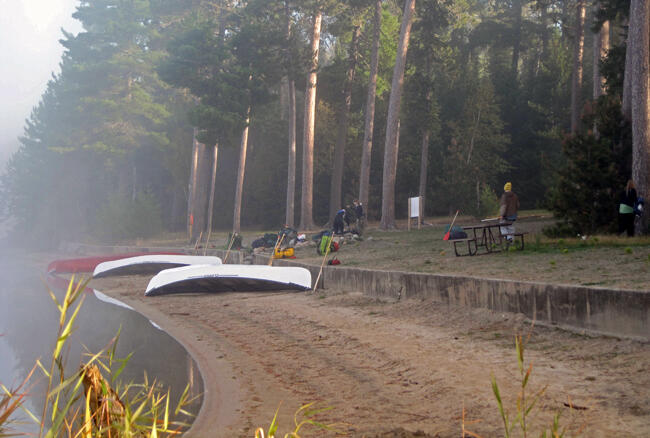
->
left=223, top=232, right=237, bottom=263
left=193, top=231, right=203, bottom=254
left=203, top=228, right=213, bottom=256
left=314, top=233, right=333, bottom=291
left=268, top=232, right=286, bottom=266
left=443, top=210, right=460, bottom=241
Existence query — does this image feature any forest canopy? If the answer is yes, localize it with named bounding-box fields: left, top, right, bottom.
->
left=0, top=0, right=648, bottom=245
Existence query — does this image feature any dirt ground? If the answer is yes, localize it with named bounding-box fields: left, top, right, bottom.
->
left=44, top=215, right=650, bottom=436
left=91, top=273, right=650, bottom=438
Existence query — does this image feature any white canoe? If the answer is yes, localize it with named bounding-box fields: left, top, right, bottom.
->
left=145, top=264, right=312, bottom=296
left=93, top=255, right=222, bottom=278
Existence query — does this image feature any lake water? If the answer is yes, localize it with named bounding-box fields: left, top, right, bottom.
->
left=0, top=250, right=203, bottom=434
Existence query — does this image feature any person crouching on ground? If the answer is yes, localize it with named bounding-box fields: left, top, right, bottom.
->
left=500, top=182, right=520, bottom=242
left=618, top=179, right=637, bottom=237
left=333, top=209, right=346, bottom=235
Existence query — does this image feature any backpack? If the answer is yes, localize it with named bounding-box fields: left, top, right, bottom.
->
left=327, top=257, right=341, bottom=265
left=635, top=197, right=645, bottom=216
left=448, top=225, right=467, bottom=240
left=317, top=234, right=335, bottom=255
left=251, top=237, right=266, bottom=248
left=263, top=233, right=278, bottom=247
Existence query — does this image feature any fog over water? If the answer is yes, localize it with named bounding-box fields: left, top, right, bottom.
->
left=0, top=250, right=203, bottom=432
left=0, top=0, right=82, bottom=171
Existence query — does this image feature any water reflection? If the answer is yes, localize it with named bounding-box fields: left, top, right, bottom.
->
left=0, top=252, right=203, bottom=433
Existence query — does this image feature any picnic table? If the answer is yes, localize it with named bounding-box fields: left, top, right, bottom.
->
left=451, top=222, right=527, bottom=256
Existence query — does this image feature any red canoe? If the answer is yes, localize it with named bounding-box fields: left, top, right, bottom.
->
left=47, top=252, right=183, bottom=274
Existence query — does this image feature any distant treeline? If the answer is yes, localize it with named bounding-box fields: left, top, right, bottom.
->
left=0, top=0, right=647, bottom=245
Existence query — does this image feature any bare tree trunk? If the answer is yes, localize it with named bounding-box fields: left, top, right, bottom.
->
left=511, top=0, right=523, bottom=79
left=131, top=163, right=137, bottom=202
left=206, top=143, right=218, bottom=237
left=380, top=0, right=416, bottom=230
left=193, top=142, right=210, bottom=243
left=299, top=11, right=322, bottom=231
left=187, top=128, right=200, bottom=241
left=593, top=20, right=609, bottom=99
left=418, top=53, right=433, bottom=216
left=570, top=0, right=586, bottom=134
left=593, top=19, right=610, bottom=137
left=284, top=1, right=296, bottom=228
left=629, top=0, right=650, bottom=234
left=418, top=129, right=430, bottom=215
left=475, top=179, right=480, bottom=214
left=286, top=80, right=297, bottom=228
left=280, top=77, right=289, bottom=121
left=233, top=111, right=250, bottom=233
left=329, top=25, right=361, bottom=221
left=359, top=0, right=382, bottom=218
left=622, top=18, right=633, bottom=120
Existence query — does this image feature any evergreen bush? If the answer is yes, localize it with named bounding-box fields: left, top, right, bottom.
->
left=95, top=191, right=164, bottom=242
left=546, top=96, right=631, bottom=236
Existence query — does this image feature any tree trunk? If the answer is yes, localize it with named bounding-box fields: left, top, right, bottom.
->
left=511, top=0, right=523, bottom=79
left=418, top=54, right=433, bottom=216
left=593, top=20, right=609, bottom=99
left=570, top=0, right=586, bottom=134
left=284, top=1, right=296, bottom=228
left=205, top=143, right=218, bottom=237
left=329, top=25, right=361, bottom=221
left=286, top=79, right=297, bottom=228
left=629, top=0, right=650, bottom=234
left=131, top=163, right=137, bottom=202
left=419, top=129, right=430, bottom=215
left=359, top=0, right=382, bottom=218
left=192, top=141, right=210, bottom=243
left=233, top=111, right=250, bottom=233
left=187, top=128, right=200, bottom=241
left=622, top=18, right=633, bottom=120
left=380, top=0, right=416, bottom=230
left=299, top=11, right=322, bottom=231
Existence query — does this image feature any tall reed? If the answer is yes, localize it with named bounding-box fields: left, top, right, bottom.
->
left=1, top=277, right=196, bottom=437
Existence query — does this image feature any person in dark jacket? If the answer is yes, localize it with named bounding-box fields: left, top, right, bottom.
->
left=499, top=182, right=520, bottom=242
left=618, top=179, right=637, bottom=236
left=333, top=209, right=346, bottom=235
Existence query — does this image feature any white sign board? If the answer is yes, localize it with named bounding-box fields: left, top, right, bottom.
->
left=409, top=196, right=420, bottom=218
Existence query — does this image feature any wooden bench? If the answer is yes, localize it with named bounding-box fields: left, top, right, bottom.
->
left=452, top=237, right=478, bottom=256
left=500, top=232, right=528, bottom=250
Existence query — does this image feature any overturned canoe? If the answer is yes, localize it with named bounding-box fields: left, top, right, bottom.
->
left=47, top=252, right=182, bottom=274
left=93, top=255, right=222, bottom=278
left=145, top=264, right=312, bottom=296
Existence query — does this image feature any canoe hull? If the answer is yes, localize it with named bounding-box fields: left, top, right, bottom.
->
left=48, top=252, right=183, bottom=274
left=93, top=255, right=222, bottom=278
left=145, top=265, right=312, bottom=296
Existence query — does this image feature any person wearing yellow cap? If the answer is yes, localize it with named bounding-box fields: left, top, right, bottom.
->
left=499, top=182, right=520, bottom=243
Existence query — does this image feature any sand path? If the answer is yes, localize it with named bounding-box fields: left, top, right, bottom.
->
left=91, top=275, right=650, bottom=438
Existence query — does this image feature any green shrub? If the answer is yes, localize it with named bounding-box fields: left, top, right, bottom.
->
left=543, top=221, right=578, bottom=238
left=478, top=185, right=501, bottom=219
left=546, top=96, right=630, bottom=235
left=95, top=191, right=164, bottom=242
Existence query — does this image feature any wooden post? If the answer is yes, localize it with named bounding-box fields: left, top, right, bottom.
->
left=407, top=198, right=412, bottom=231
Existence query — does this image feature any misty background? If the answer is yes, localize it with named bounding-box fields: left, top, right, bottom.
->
left=0, top=0, right=81, bottom=171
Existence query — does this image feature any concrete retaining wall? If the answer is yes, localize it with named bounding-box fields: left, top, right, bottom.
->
left=247, top=254, right=649, bottom=341
left=60, top=243, right=649, bottom=340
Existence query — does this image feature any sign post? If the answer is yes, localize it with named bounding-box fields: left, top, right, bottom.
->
left=408, top=196, right=422, bottom=231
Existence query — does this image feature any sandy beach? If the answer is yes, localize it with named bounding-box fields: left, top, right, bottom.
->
left=90, top=273, right=650, bottom=438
